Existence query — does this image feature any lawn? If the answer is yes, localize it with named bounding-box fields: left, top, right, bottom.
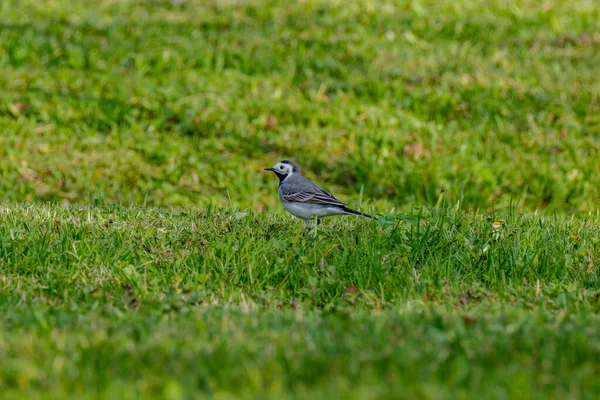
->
left=0, top=0, right=599, bottom=398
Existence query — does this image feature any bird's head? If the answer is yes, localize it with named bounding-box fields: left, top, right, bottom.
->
left=264, top=160, right=300, bottom=182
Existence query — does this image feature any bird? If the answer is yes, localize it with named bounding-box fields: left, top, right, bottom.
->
left=264, top=160, right=376, bottom=229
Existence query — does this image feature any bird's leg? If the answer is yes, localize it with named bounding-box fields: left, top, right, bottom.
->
left=304, top=219, right=312, bottom=230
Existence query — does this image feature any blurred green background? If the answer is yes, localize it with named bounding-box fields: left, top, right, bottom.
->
left=1, top=1, right=600, bottom=398
left=1, top=0, right=599, bottom=213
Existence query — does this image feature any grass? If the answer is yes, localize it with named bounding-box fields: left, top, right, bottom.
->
left=1, top=0, right=599, bottom=211
left=0, top=0, right=599, bottom=398
left=1, top=203, right=599, bottom=398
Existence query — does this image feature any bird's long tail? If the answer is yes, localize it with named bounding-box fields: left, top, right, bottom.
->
left=341, top=207, right=377, bottom=221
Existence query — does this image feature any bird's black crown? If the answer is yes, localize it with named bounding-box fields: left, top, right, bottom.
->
left=280, top=160, right=300, bottom=173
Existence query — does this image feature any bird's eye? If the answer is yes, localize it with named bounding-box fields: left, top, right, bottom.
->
left=279, top=166, right=284, bottom=170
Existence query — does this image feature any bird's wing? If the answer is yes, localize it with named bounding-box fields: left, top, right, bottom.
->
left=281, top=182, right=347, bottom=207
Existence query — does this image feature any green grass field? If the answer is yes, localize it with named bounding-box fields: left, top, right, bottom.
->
left=1, top=0, right=600, bottom=398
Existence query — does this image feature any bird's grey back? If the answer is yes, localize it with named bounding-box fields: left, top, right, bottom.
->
left=279, top=173, right=317, bottom=192
left=279, top=173, right=347, bottom=206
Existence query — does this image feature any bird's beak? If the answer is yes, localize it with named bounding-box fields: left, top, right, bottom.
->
left=264, top=167, right=274, bottom=172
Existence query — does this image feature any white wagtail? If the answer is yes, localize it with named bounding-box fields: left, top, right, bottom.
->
left=264, top=160, right=376, bottom=229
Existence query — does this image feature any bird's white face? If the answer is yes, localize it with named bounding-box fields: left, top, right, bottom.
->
left=271, top=162, right=294, bottom=175
left=264, top=160, right=299, bottom=183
